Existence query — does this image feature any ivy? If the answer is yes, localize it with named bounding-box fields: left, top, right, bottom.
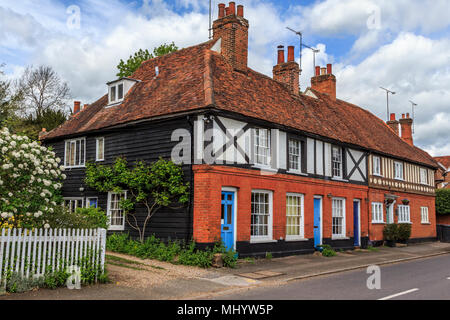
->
left=436, top=189, right=450, bottom=215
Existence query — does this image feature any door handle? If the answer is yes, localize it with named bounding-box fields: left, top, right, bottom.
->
left=314, top=226, right=318, bottom=229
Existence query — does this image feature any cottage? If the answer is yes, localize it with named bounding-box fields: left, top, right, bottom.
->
left=41, top=3, right=437, bottom=257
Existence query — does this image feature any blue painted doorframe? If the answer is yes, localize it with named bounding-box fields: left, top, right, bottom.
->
left=313, top=198, right=322, bottom=248
left=221, top=191, right=235, bottom=251
left=353, top=200, right=360, bottom=246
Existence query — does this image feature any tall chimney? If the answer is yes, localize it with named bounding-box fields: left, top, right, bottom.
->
left=213, top=2, right=249, bottom=73
left=400, top=113, right=413, bottom=146
left=386, top=113, right=400, bottom=136
left=311, top=64, right=336, bottom=100
left=74, top=101, right=81, bottom=114
left=273, top=45, right=300, bottom=94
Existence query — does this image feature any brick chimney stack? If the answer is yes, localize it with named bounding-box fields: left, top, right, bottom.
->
left=400, top=113, right=414, bottom=146
left=272, top=45, right=300, bottom=94
left=213, top=2, right=249, bottom=73
left=73, top=101, right=81, bottom=114
left=311, top=64, right=336, bottom=100
left=387, top=113, right=400, bottom=136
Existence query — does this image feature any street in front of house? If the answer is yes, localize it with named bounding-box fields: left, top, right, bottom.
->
left=214, top=254, right=450, bottom=300
left=1, top=242, right=449, bottom=300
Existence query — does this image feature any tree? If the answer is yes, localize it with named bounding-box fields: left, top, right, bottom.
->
left=0, top=127, right=65, bottom=229
left=436, top=189, right=450, bottom=216
left=17, top=65, right=71, bottom=120
left=116, top=42, right=179, bottom=78
left=85, top=157, right=189, bottom=242
left=0, top=65, right=23, bottom=127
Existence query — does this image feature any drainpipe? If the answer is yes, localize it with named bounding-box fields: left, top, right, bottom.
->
left=186, top=115, right=195, bottom=244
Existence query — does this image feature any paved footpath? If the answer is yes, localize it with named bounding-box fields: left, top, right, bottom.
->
left=1, top=242, right=449, bottom=300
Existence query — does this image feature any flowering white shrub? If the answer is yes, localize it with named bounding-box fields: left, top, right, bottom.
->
left=0, top=127, right=65, bottom=229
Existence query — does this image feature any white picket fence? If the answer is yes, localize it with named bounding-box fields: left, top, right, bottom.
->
left=0, top=228, right=107, bottom=287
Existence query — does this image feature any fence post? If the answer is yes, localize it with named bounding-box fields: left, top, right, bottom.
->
left=99, top=228, right=107, bottom=274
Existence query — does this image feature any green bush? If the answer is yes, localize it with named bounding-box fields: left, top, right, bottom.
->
left=318, top=244, right=336, bottom=257
left=383, top=224, right=399, bottom=241
left=397, top=223, right=412, bottom=242
left=106, top=233, right=238, bottom=268
left=46, top=205, right=109, bottom=229
left=436, top=189, right=450, bottom=216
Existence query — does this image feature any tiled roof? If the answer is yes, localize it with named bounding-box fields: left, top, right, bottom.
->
left=42, top=40, right=437, bottom=168
left=434, top=156, right=450, bottom=170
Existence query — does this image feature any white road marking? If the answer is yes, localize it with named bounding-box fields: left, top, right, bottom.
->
left=378, top=288, right=419, bottom=300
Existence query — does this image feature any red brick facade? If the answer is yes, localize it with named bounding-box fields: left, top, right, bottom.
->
left=368, top=189, right=436, bottom=241
left=192, top=165, right=369, bottom=245
left=193, top=165, right=437, bottom=250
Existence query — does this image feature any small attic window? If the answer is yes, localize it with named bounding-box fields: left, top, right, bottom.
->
left=107, top=77, right=140, bottom=106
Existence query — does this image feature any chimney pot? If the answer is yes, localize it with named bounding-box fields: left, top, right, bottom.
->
left=228, top=2, right=236, bottom=15
left=277, top=45, right=285, bottom=65
left=218, top=3, right=225, bottom=18
left=315, top=66, right=320, bottom=76
left=321, top=67, right=326, bottom=75
left=287, top=46, right=295, bottom=62
left=402, top=113, right=405, bottom=119
left=327, top=64, right=332, bottom=74
left=237, top=5, right=244, bottom=17
left=390, top=113, right=396, bottom=121
left=406, top=113, right=410, bottom=118
left=74, top=101, right=81, bottom=114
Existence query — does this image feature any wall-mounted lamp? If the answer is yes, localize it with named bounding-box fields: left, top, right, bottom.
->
left=79, top=186, right=85, bottom=192
left=327, top=193, right=332, bottom=199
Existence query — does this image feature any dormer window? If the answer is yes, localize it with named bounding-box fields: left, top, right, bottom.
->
left=107, top=77, right=139, bottom=106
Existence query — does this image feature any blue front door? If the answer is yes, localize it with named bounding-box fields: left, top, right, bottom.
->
left=221, top=192, right=235, bottom=251
left=314, top=198, right=322, bottom=248
left=353, top=201, right=360, bottom=246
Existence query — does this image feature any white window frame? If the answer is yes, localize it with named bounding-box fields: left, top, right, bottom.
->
left=253, top=128, right=271, bottom=167
left=107, top=191, right=127, bottom=231
left=371, top=202, right=384, bottom=223
left=64, top=137, right=86, bottom=168
left=420, top=168, right=428, bottom=185
left=421, top=207, right=429, bottom=224
left=332, top=146, right=343, bottom=179
left=250, top=190, right=273, bottom=243
left=288, top=139, right=302, bottom=173
left=394, top=161, right=404, bottom=180
left=286, top=193, right=305, bottom=240
left=332, top=198, right=346, bottom=239
left=398, top=205, right=411, bottom=223
left=63, top=197, right=84, bottom=213
left=108, top=82, right=125, bottom=105
left=373, top=156, right=381, bottom=176
left=96, top=137, right=105, bottom=162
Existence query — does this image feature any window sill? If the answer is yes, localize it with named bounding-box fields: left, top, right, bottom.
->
left=108, top=227, right=125, bottom=231
left=331, top=236, right=350, bottom=240
left=331, top=177, right=349, bottom=182
left=252, top=165, right=278, bottom=173
left=371, top=221, right=386, bottom=225
left=287, top=170, right=308, bottom=176
left=398, top=221, right=412, bottom=224
left=421, top=222, right=431, bottom=225
left=250, top=238, right=276, bottom=244
left=96, top=159, right=105, bottom=162
left=285, top=237, right=309, bottom=242
left=372, top=173, right=383, bottom=177
left=65, top=165, right=86, bottom=169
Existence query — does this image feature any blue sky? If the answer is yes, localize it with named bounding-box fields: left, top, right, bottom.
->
left=1, top=0, right=450, bottom=156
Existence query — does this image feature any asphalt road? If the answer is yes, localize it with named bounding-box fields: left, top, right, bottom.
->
left=216, top=254, right=450, bottom=300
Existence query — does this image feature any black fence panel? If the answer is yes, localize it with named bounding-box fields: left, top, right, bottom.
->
left=437, top=225, right=450, bottom=243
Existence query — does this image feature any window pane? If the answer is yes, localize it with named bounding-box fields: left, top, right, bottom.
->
left=118, top=84, right=124, bottom=100
left=251, top=191, right=271, bottom=237
left=110, top=86, right=116, bottom=102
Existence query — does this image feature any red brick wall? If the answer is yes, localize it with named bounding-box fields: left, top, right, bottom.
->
left=368, top=189, right=436, bottom=241
left=192, top=165, right=369, bottom=244
left=437, top=214, right=450, bottom=225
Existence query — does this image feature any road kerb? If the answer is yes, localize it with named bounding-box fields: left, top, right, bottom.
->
left=283, top=251, right=450, bottom=283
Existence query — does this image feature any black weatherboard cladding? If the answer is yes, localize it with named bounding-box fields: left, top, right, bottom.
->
left=45, top=117, right=193, bottom=242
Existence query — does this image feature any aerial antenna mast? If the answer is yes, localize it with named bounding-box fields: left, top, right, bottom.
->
left=209, top=0, right=213, bottom=39
left=409, top=100, right=418, bottom=134
left=380, top=87, right=396, bottom=122
left=286, top=27, right=303, bottom=74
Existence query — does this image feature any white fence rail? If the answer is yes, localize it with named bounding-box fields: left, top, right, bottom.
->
left=0, top=228, right=107, bottom=287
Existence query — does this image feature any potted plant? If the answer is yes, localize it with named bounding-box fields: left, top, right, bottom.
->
left=401, top=199, right=410, bottom=205
left=383, top=223, right=398, bottom=247
left=397, top=223, right=412, bottom=245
